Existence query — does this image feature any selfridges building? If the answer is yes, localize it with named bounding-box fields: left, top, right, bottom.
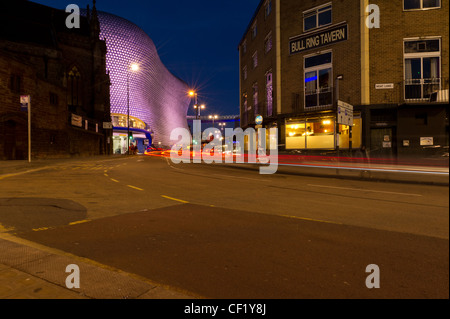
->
left=93, top=10, right=191, bottom=152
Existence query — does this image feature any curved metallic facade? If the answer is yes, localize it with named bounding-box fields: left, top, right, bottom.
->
left=95, top=11, right=190, bottom=146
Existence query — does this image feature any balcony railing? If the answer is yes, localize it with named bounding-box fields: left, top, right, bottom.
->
left=403, top=78, right=448, bottom=103
left=292, top=87, right=334, bottom=113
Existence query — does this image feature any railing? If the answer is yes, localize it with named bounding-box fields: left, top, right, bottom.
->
left=292, top=87, right=334, bottom=113
left=403, top=77, right=448, bottom=103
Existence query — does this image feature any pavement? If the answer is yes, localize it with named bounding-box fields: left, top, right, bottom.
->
left=0, top=155, right=448, bottom=299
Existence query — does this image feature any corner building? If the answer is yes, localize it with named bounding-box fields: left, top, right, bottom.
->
left=239, top=0, right=449, bottom=159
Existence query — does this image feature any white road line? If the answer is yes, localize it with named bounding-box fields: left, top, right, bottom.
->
left=307, top=184, right=423, bottom=197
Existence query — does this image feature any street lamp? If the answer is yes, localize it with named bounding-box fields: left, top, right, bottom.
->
left=189, top=90, right=205, bottom=119
left=127, top=63, right=139, bottom=154
left=218, top=122, right=226, bottom=131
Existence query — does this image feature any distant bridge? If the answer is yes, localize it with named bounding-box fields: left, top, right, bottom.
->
left=186, top=115, right=240, bottom=121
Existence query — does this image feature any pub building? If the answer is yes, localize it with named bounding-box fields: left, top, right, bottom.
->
left=239, top=0, right=449, bottom=159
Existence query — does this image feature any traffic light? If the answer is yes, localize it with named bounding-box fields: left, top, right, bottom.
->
left=128, top=132, right=133, bottom=140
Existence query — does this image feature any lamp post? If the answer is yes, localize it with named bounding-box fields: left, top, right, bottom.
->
left=127, top=63, right=139, bottom=155
left=190, top=91, right=205, bottom=119
left=209, top=115, right=218, bottom=128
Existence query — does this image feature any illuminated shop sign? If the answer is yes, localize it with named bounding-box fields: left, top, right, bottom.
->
left=290, top=24, right=348, bottom=55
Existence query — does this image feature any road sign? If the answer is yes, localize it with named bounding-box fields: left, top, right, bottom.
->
left=20, top=95, right=30, bottom=112
left=255, top=115, right=263, bottom=126
left=103, top=122, right=113, bottom=129
left=337, top=100, right=354, bottom=126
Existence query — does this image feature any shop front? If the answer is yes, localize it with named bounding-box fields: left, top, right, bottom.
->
left=285, top=114, right=361, bottom=152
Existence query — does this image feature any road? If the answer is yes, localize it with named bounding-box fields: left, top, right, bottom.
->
left=0, top=155, right=448, bottom=299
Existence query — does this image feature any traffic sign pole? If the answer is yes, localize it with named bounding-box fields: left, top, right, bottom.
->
left=28, top=97, right=31, bottom=163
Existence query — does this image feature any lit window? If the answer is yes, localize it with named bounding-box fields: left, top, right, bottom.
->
left=265, top=33, right=273, bottom=53
left=252, top=51, right=258, bottom=69
left=265, top=0, right=272, bottom=18
left=251, top=21, right=257, bottom=39
left=304, top=4, right=332, bottom=32
left=304, top=52, right=333, bottom=108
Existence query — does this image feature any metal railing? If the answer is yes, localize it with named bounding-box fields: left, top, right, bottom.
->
left=403, top=77, right=448, bottom=103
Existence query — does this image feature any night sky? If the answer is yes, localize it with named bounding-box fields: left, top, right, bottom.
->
left=30, top=0, right=261, bottom=117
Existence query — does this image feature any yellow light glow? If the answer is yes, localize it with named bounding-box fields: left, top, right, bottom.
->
left=189, top=91, right=195, bottom=96
left=289, top=132, right=295, bottom=137
left=323, top=120, right=331, bottom=125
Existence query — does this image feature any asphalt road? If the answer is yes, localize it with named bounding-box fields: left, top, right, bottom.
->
left=0, top=155, right=448, bottom=298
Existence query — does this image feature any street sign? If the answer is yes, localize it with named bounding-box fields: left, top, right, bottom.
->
left=337, top=100, right=354, bottom=126
left=255, top=115, right=263, bottom=126
left=20, top=95, right=30, bottom=112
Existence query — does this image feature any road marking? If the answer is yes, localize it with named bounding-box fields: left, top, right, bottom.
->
left=69, top=220, right=91, bottom=226
left=110, top=178, right=120, bottom=183
left=0, top=167, right=50, bottom=181
left=213, top=174, right=270, bottom=182
left=281, top=215, right=343, bottom=225
left=161, top=195, right=189, bottom=204
left=307, top=184, right=423, bottom=197
left=104, top=173, right=109, bottom=177
left=127, top=185, right=144, bottom=191
left=32, top=227, right=52, bottom=232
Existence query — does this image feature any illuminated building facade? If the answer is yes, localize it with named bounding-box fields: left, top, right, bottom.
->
left=239, top=0, right=449, bottom=159
left=94, top=11, right=191, bottom=153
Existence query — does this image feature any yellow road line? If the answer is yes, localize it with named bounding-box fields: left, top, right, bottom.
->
left=110, top=178, right=119, bottom=183
left=127, top=185, right=144, bottom=191
left=280, top=214, right=343, bottom=225
left=161, top=195, right=189, bottom=204
left=69, top=220, right=91, bottom=226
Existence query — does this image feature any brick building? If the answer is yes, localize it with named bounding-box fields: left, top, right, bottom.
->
left=0, top=1, right=111, bottom=160
left=239, top=0, right=449, bottom=159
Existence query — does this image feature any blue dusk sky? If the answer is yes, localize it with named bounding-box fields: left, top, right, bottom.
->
left=30, top=0, right=261, bottom=117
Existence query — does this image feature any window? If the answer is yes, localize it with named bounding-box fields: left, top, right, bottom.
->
left=265, top=0, right=272, bottom=19
left=304, top=4, right=332, bottom=32
left=251, top=21, right=257, bottom=39
left=243, top=65, right=248, bottom=80
left=404, top=0, right=440, bottom=10
left=67, top=66, right=82, bottom=110
left=266, top=72, right=273, bottom=117
left=252, top=83, right=259, bottom=117
left=252, top=51, right=258, bottom=69
left=404, top=38, right=441, bottom=100
left=265, top=32, right=273, bottom=54
left=10, top=74, right=22, bottom=93
left=49, top=92, right=59, bottom=106
left=304, top=52, right=333, bottom=108
left=242, top=40, right=247, bottom=54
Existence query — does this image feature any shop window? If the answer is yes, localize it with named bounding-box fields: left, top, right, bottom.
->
left=303, top=3, right=332, bottom=32
left=404, top=0, right=440, bottom=10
